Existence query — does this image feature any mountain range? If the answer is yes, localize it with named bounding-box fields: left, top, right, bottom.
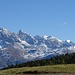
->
left=0, top=28, right=75, bottom=69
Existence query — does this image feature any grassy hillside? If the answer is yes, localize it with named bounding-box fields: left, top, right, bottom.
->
left=0, top=64, right=75, bottom=75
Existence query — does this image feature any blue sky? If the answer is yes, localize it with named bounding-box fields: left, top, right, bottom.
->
left=0, top=0, right=75, bottom=42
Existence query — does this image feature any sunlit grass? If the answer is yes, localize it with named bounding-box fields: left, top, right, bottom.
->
left=0, top=64, right=75, bottom=75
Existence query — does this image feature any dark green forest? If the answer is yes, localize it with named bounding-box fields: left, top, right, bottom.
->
left=3, top=52, right=75, bottom=69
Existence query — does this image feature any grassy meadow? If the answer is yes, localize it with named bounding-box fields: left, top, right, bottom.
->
left=0, top=64, right=75, bottom=75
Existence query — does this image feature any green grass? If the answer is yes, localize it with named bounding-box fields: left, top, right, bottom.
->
left=1, top=64, right=75, bottom=75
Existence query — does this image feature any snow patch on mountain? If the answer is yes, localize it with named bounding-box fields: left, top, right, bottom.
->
left=43, top=35, right=48, bottom=40
left=48, top=36, right=62, bottom=42
left=66, top=40, right=71, bottom=43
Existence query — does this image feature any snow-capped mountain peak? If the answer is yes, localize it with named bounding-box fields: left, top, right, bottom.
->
left=47, top=36, right=62, bottom=42
left=66, top=40, right=71, bottom=43
left=42, top=35, right=48, bottom=40
left=0, top=28, right=11, bottom=37
left=0, top=28, right=9, bottom=33
left=17, top=30, right=36, bottom=45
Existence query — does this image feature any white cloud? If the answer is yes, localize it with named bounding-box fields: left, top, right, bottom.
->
left=59, top=22, right=67, bottom=26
